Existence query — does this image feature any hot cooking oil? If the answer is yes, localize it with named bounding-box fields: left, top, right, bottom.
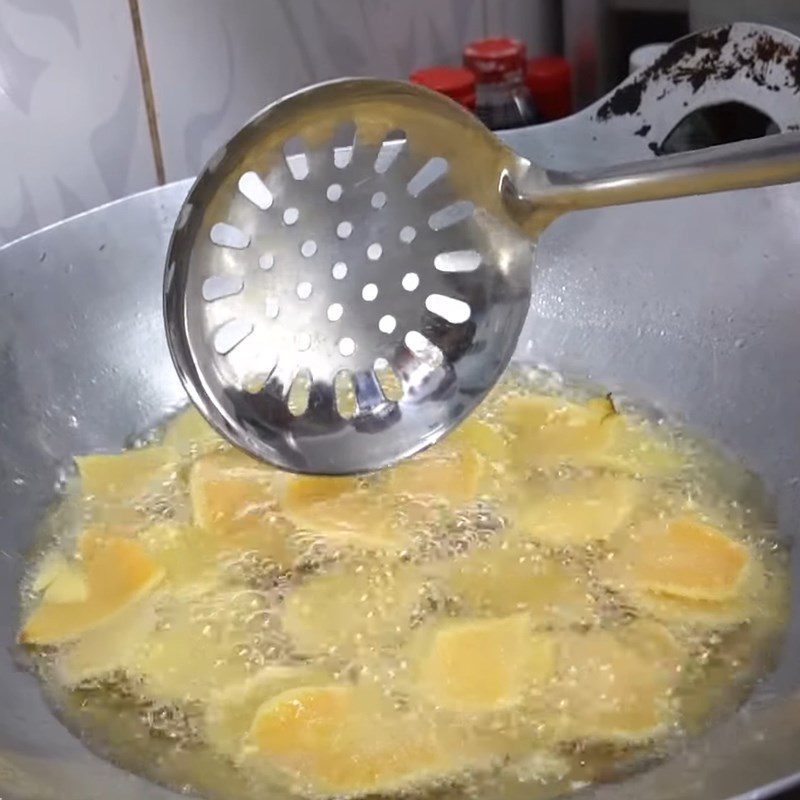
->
left=16, top=367, right=790, bottom=800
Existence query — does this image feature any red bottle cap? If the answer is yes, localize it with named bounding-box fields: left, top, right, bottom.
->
left=463, top=38, right=526, bottom=84
left=526, top=56, right=572, bottom=120
left=410, top=66, right=476, bottom=109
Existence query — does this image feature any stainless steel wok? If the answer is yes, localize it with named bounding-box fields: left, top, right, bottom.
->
left=1, top=21, right=800, bottom=800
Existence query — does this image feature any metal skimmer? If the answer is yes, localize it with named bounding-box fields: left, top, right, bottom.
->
left=165, top=78, right=800, bottom=474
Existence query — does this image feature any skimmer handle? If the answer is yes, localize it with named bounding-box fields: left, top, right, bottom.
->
left=510, top=131, right=800, bottom=231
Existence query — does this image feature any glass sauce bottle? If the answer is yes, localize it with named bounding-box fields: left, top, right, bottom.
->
left=463, top=37, right=537, bottom=130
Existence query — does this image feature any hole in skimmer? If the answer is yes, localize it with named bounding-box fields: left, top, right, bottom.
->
left=238, top=172, right=273, bottom=209
left=333, top=122, right=356, bottom=169
left=399, top=225, right=416, bottom=243
left=210, top=222, right=249, bottom=249
left=425, top=294, right=471, bottom=323
left=362, top=283, right=378, bottom=301
left=374, top=357, right=403, bottom=401
left=402, top=272, right=419, bottom=291
left=378, top=314, right=396, bottom=334
left=374, top=129, right=405, bottom=174
left=288, top=370, right=311, bottom=415
left=434, top=250, right=481, bottom=272
left=202, top=275, right=243, bottom=301
left=334, top=370, right=357, bottom=418
left=213, top=318, right=253, bottom=355
left=407, top=157, right=448, bottom=197
left=283, top=137, right=309, bottom=180
left=428, top=201, right=474, bottom=231
left=405, top=330, right=444, bottom=367
left=265, top=297, right=280, bottom=319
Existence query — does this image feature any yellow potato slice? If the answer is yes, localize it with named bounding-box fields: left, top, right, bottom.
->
left=31, top=552, right=71, bottom=593
left=595, top=416, right=684, bottom=476
left=190, top=452, right=276, bottom=531
left=635, top=592, right=746, bottom=626
left=601, top=516, right=750, bottom=601
left=510, top=474, right=641, bottom=546
left=387, top=447, right=483, bottom=506
left=190, top=452, right=293, bottom=568
left=279, top=475, right=406, bottom=550
left=632, top=558, right=769, bottom=627
left=501, top=395, right=614, bottom=466
left=245, top=684, right=464, bottom=796
left=163, top=406, right=225, bottom=456
left=282, top=562, right=426, bottom=659
left=501, top=394, right=681, bottom=476
left=276, top=422, right=496, bottom=549
left=55, top=597, right=157, bottom=685
left=76, top=445, right=179, bottom=500
left=41, top=561, right=88, bottom=604
left=552, top=627, right=680, bottom=742
left=415, top=614, right=554, bottom=713
left=131, top=587, right=273, bottom=703
left=280, top=475, right=363, bottom=508
left=206, top=665, right=331, bottom=758
left=449, top=418, right=508, bottom=462
left=21, top=535, right=164, bottom=645
left=441, top=543, right=595, bottom=624
left=615, top=619, right=686, bottom=675
left=288, top=493, right=406, bottom=549
left=137, top=523, right=222, bottom=591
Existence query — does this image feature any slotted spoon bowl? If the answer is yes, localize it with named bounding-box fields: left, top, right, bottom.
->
left=164, top=77, right=800, bottom=474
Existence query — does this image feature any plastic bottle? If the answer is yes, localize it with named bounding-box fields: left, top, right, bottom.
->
left=526, top=56, right=572, bottom=121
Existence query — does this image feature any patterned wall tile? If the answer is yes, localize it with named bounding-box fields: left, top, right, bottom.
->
left=137, top=0, right=484, bottom=182
left=0, top=0, right=156, bottom=244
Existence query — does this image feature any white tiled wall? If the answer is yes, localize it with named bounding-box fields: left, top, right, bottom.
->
left=137, top=0, right=487, bottom=182
left=0, top=0, right=556, bottom=245
left=0, top=0, right=156, bottom=244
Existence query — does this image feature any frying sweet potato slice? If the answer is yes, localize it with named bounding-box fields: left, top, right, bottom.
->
left=552, top=624, right=683, bottom=742
left=414, top=614, right=554, bottom=713
left=510, top=474, right=641, bottom=546
left=441, top=543, right=595, bottom=623
left=278, top=474, right=407, bottom=550
left=21, top=536, right=164, bottom=645
left=163, top=406, right=226, bottom=456
left=190, top=453, right=294, bottom=568
left=206, top=665, right=331, bottom=758
left=282, top=562, right=426, bottom=659
left=245, top=685, right=465, bottom=796
left=501, top=394, right=681, bottom=476
left=55, top=597, right=157, bottom=685
left=130, top=588, right=275, bottom=704
left=600, top=516, right=750, bottom=601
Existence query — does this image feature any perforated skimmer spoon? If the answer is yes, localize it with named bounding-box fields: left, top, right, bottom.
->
left=164, top=78, right=800, bottom=475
